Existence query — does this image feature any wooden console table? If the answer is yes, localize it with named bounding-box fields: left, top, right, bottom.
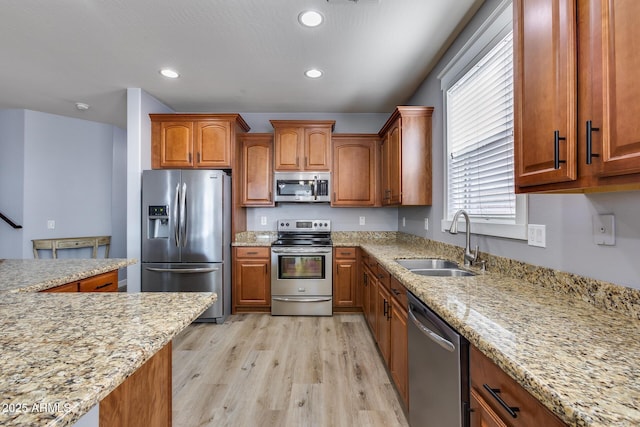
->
left=32, top=236, right=111, bottom=259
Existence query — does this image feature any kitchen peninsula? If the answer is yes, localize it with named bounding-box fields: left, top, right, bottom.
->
left=0, top=259, right=217, bottom=427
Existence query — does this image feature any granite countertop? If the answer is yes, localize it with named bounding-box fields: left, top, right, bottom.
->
left=0, top=258, right=136, bottom=293
left=333, top=234, right=639, bottom=427
left=0, top=291, right=217, bottom=427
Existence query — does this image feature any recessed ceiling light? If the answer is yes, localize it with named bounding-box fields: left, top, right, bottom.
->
left=305, top=69, right=323, bottom=79
left=298, top=10, right=323, bottom=27
left=160, top=68, right=180, bottom=79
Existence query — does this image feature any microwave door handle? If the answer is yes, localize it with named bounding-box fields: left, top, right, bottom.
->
left=313, top=176, right=318, bottom=200
left=173, top=183, right=180, bottom=247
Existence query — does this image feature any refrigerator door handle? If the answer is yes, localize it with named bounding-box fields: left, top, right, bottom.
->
left=180, top=182, right=187, bottom=247
left=173, top=182, right=181, bottom=247
left=144, top=267, right=220, bottom=274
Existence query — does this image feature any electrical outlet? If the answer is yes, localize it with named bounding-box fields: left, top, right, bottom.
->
left=424, top=218, right=429, bottom=230
left=359, top=216, right=366, bottom=226
left=260, top=216, right=267, bottom=226
left=527, top=224, right=546, bottom=247
left=592, top=214, right=615, bottom=245
left=402, top=217, right=406, bottom=227
left=47, top=220, right=55, bottom=230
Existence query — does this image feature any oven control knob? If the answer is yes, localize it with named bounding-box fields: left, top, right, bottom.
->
left=286, top=222, right=290, bottom=226
left=323, top=222, right=328, bottom=227
left=280, top=222, right=284, bottom=226
left=313, top=222, right=318, bottom=227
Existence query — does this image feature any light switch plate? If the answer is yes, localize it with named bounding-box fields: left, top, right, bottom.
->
left=593, top=214, right=615, bottom=245
left=359, top=216, right=365, bottom=226
left=527, top=224, right=546, bottom=247
left=47, top=220, right=55, bottom=229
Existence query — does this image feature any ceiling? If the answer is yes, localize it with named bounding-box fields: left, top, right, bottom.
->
left=0, top=0, right=483, bottom=129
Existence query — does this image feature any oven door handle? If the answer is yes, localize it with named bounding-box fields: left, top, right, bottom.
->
left=272, top=297, right=332, bottom=303
left=271, top=248, right=332, bottom=254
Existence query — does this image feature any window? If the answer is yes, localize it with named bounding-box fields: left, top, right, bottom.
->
left=439, top=0, right=527, bottom=240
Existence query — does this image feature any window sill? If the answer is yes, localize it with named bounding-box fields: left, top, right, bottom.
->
left=440, top=219, right=527, bottom=240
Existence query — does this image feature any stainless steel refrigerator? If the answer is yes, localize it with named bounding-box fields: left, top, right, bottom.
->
left=141, top=169, right=231, bottom=323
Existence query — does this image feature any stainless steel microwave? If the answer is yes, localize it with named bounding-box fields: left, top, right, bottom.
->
left=274, top=172, right=331, bottom=203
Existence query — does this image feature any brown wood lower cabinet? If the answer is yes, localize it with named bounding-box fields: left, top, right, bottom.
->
left=389, top=277, right=408, bottom=408
left=41, top=270, right=118, bottom=293
left=232, top=247, right=271, bottom=313
left=470, top=345, right=566, bottom=427
left=333, top=247, right=359, bottom=311
left=359, top=251, right=409, bottom=410
left=100, top=342, right=172, bottom=427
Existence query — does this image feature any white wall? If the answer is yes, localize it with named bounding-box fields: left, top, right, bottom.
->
left=0, top=110, right=25, bottom=258
left=401, top=0, right=640, bottom=290
left=125, top=89, right=174, bottom=292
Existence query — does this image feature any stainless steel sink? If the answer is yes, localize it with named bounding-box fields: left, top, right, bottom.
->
left=410, top=268, right=475, bottom=277
left=396, top=258, right=459, bottom=270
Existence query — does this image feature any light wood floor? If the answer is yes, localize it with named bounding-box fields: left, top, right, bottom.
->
left=172, top=313, right=410, bottom=427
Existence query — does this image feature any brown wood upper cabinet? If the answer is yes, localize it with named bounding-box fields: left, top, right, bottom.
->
left=378, top=106, right=434, bottom=206
left=271, top=120, right=335, bottom=171
left=240, top=133, right=274, bottom=206
left=514, top=0, right=640, bottom=193
left=150, top=114, right=249, bottom=169
left=332, top=134, right=379, bottom=207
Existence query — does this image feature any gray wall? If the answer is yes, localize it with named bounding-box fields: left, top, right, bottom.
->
left=401, top=0, right=640, bottom=290
left=241, top=111, right=398, bottom=232
left=0, top=109, right=125, bottom=260
left=0, top=110, right=25, bottom=258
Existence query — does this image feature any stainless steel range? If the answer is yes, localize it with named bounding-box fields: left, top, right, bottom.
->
left=271, top=219, right=333, bottom=316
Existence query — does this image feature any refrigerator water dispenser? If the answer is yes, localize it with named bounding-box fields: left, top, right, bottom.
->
left=148, top=205, right=169, bottom=239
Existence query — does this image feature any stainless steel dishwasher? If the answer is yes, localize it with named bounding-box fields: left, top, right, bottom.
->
left=407, top=291, right=469, bottom=427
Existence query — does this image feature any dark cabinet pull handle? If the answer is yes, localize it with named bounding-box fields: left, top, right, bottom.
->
left=482, top=384, right=520, bottom=418
left=586, top=120, right=600, bottom=164
left=96, top=282, right=113, bottom=290
left=554, top=130, right=566, bottom=169
left=247, top=251, right=258, bottom=255
left=383, top=299, right=388, bottom=317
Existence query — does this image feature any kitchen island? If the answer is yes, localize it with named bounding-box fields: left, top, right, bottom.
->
left=330, top=232, right=640, bottom=427
left=0, top=259, right=217, bottom=426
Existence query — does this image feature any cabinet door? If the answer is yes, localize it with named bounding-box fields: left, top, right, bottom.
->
left=381, top=120, right=402, bottom=205
left=362, top=266, right=371, bottom=319
left=332, top=137, right=378, bottom=206
left=587, top=0, right=640, bottom=178
left=376, top=284, right=392, bottom=366
left=514, top=0, right=577, bottom=188
left=367, top=274, right=378, bottom=335
left=241, top=135, right=273, bottom=206
left=390, top=299, right=408, bottom=407
left=470, top=388, right=508, bottom=427
left=158, top=122, right=194, bottom=168
left=274, top=127, right=303, bottom=170
left=304, top=127, right=331, bottom=170
left=195, top=121, right=231, bottom=168
left=234, top=254, right=270, bottom=307
left=333, top=259, right=357, bottom=308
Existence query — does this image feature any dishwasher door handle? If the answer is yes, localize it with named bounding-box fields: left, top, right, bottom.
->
left=408, top=308, right=456, bottom=352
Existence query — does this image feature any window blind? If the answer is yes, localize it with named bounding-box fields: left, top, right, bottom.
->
left=446, top=30, right=514, bottom=221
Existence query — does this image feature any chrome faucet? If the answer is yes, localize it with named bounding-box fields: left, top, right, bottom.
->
left=448, top=209, right=478, bottom=267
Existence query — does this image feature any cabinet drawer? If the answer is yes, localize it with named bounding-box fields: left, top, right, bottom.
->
left=389, top=276, right=407, bottom=307
left=42, top=282, right=79, bottom=293
left=79, top=271, right=118, bottom=292
left=471, top=346, right=566, bottom=427
left=56, top=239, right=96, bottom=249
left=334, top=247, right=356, bottom=259
left=235, top=247, right=270, bottom=258
left=375, top=264, right=390, bottom=290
